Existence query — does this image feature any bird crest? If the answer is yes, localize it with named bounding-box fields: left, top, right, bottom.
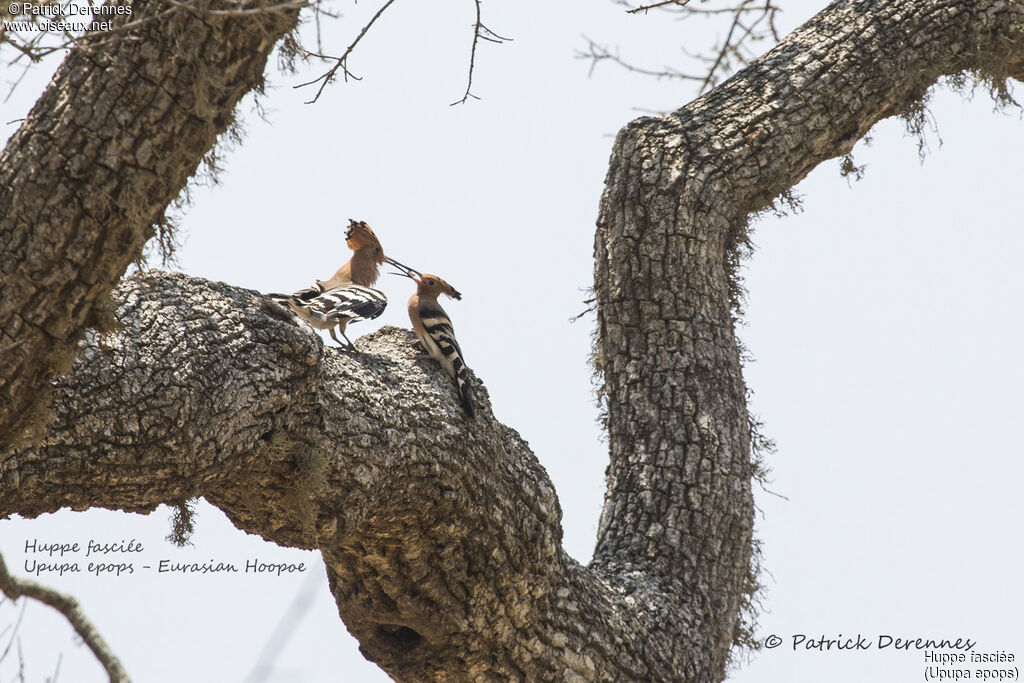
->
left=418, top=274, right=462, bottom=301
left=346, top=219, right=385, bottom=263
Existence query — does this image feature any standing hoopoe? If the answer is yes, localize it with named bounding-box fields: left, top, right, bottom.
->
left=270, top=220, right=408, bottom=348
left=394, top=266, right=475, bottom=417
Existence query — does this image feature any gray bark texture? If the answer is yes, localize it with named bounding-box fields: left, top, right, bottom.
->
left=0, top=0, right=301, bottom=453
left=2, top=0, right=1024, bottom=680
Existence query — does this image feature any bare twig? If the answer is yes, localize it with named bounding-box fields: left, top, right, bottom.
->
left=50, top=652, right=63, bottom=683
left=4, top=61, right=36, bottom=104
left=0, top=552, right=131, bottom=683
left=577, top=36, right=703, bottom=81
left=451, top=0, right=511, bottom=106
left=290, top=0, right=508, bottom=105
left=1, top=0, right=302, bottom=90
left=294, top=0, right=401, bottom=104
left=699, top=2, right=745, bottom=92
left=568, top=297, right=597, bottom=323
left=166, top=0, right=308, bottom=17
left=626, top=0, right=693, bottom=14
left=1, top=0, right=78, bottom=64
left=243, top=567, right=323, bottom=683
left=583, top=0, right=781, bottom=94
left=0, top=599, right=27, bottom=664
left=2, top=0, right=179, bottom=98
left=651, top=4, right=771, bottom=15
left=15, top=636, right=25, bottom=683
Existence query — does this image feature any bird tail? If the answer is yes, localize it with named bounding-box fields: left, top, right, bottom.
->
left=456, top=369, right=475, bottom=418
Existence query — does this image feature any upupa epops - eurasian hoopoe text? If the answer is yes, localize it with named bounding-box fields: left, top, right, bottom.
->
left=270, top=219, right=411, bottom=348
left=392, top=264, right=475, bottom=417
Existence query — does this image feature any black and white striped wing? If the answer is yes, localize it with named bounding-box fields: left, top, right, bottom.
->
left=268, top=284, right=323, bottom=309
left=291, top=285, right=326, bottom=303
left=417, top=301, right=460, bottom=356
left=419, top=300, right=474, bottom=417
left=307, top=285, right=387, bottom=324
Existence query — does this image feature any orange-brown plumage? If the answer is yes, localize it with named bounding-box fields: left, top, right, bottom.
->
left=319, top=220, right=387, bottom=289
left=408, top=274, right=462, bottom=304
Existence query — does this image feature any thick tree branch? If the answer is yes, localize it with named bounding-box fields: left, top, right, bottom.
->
left=592, top=0, right=1024, bottom=675
left=2, top=1, right=1023, bottom=681
left=0, top=0, right=302, bottom=453
left=0, top=551, right=130, bottom=682
left=0, top=272, right=679, bottom=679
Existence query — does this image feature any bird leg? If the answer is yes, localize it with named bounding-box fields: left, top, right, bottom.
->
left=329, top=327, right=357, bottom=351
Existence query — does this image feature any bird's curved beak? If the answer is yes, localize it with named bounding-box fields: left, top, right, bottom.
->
left=385, top=256, right=421, bottom=279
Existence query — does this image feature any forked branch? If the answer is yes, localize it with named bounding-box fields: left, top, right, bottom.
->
left=579, top=0, right=781, bottom=93
left=293, top=0, right=509, bottom=105
left=294, top=0, right=400, bottom=103
left=451, top=0, right=511, bottom=105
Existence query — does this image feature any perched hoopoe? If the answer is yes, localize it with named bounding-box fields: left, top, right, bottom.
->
left=394, top=266, right=475, bottom=417
left=270, top=219, right=410, bottom=348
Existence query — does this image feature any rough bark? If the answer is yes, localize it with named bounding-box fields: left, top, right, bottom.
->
left=0, top=271, right=675, bottom=680
left=2, top=0, right=1023, bottom=681
left=0, top=0, right=301, bottom=453
left=592, top=0, right=1024, bottom=674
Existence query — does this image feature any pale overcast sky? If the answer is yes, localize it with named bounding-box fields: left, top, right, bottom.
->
left=2, top=1, right=1022, bottom=681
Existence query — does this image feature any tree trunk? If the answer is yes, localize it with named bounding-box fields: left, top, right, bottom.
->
left=2, top=0, right=1022, bottom=680
left=593, top=0, right=1023, bottom=675
left=0, top=0, right=301, bottom=453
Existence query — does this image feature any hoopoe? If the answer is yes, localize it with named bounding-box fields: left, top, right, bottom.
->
left=393, top=265, right=475, bottom=417
left=270, top=219, right=409, bottom=348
